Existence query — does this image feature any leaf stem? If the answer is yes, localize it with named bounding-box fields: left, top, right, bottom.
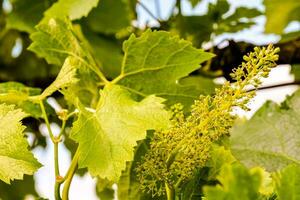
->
left=58, top=120, right=66, bottom=138
left=67, top=110, right=79, bottom=119
left=62, top=149, right=80, bottom=200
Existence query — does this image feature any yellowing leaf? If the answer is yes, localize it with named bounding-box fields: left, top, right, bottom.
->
left=40, top=57, right=78, bottom=99
left=0, top=104, right=41, bottom=184
left=70, top=85, right=170, bottom=181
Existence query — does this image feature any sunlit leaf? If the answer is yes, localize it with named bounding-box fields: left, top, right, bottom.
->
left=0, top=104, right=41, bottom=184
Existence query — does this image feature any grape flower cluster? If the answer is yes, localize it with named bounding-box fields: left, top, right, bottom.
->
left=136, top=45, right=280, bottom=196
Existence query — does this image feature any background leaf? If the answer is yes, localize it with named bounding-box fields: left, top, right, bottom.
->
left=230, top=89, right=300, bottom=172
left=6, top=0, right=52, bottom=33
left=273, top=164, right=300, bottom=200
left=264, top=0, right=300, bottom=34
left=86, top=0, right=131, bottom=34
left=203, top=164, right=262, bottom=200
left=0, top=175, right=38, bottom=200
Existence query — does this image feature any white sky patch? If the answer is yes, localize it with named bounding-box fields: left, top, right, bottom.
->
left=11, top=38, right=23, bottom=58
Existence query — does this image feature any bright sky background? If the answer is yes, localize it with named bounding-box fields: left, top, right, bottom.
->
left=20, top=0, right=300, bottom=199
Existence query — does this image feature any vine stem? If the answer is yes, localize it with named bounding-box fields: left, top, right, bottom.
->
left=39, top=100, right=62, bottom=200
left=165, top=183, right=175, bottom=200
left=54, top=142, right=62, bottom=200
left=39, top=100, right=55, bottom=142
left=62, top=149, right=80, bottom=200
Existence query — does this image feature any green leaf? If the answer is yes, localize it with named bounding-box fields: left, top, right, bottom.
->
left=0, top=82, right=42, bottom=118
left=176, top=3, right=261, bottom=47
left=264, top=0, right=300, bottom=34
left=230, top=89, right=300, bottom=172
left=114, top=30, right=215, bottom=107
left=229, top=7, right=262, bottom=19
left=6, top=0, right=51, bottom=33
left=0, top=175, right=38, bottom=200
left=188, top=0, right=203, bottom=7
left=40, top=57, right=78, bottom=99
left=44, top=0, right=99, bottom=20
left=280, top=31, right=300, bottom=42
left=203, top=164, right=262, bottom=200
left=0, top=104, right=41, bottom=184
left=86, top=0, right=131, bottom=34
left=28, top=17, right=103, bottom=79
left=216, top=7, right=262, bottom=34
left=291, top=64, right=300, bottom=81
left=273, top=164, right=300, bottom=200
left=206, top=145, right=236, bottom=180
left=96, top=178, right=114, bottom=200
left=207, top=0, right=230, bottom=20
left=29, top=18, right=87, bottom=66
left=118, top=134, right=153, bottom=200
left=70, top=85, right=170, bottom=181
left=28, top=18, right=103, bottom=105
left=84, top=30, right=123, bottom=79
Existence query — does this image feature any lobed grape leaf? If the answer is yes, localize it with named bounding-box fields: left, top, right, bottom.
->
left=230, top=89, right=300, bottom=172
left=114, top=30, right=215, bottom=107
left=44, top=0, right=99, bottom=20
left=28, top=17, right=104, bottom=79
left=29, top=18, right=103, bottom=106
left=29, top=20, right=216, bottom=108
left=70, top=85, right=170, bottom=181
left=29, top=18, right=88, bottom=66
left=0, top=104, right=41, bottom=184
